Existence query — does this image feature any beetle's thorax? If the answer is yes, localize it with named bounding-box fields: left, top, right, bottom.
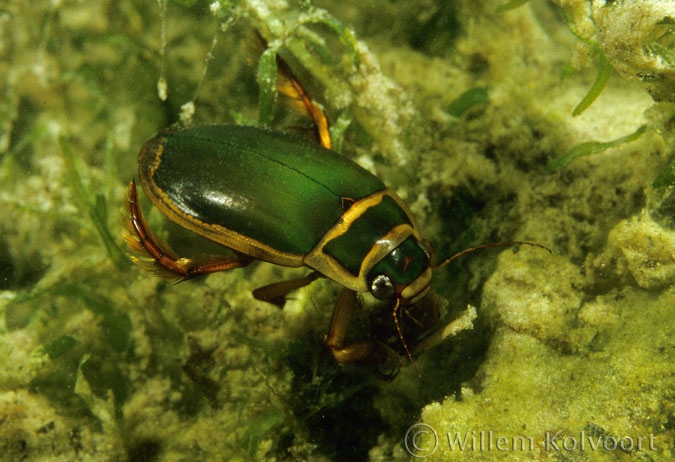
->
left=303, top=189, right=426, bottom=294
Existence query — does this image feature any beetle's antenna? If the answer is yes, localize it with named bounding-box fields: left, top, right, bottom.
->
left=392, top=299, right=423, bottom=379
left=433, top=241, right=551, bottom=269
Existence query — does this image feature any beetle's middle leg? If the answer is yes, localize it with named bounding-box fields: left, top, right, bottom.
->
left=125, top=180, right=253, bottom=280
left=325, top=288, right=400, bottom=380
left=252, top=271, right=323, bottom=308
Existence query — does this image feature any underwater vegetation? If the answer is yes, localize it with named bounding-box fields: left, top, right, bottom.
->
left=1, top=0, right=675, bottom=461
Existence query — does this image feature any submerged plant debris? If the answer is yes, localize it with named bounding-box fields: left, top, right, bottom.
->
left=1, top=0, right=675, bottom=461
left=545, top=124, right=646, bottom=172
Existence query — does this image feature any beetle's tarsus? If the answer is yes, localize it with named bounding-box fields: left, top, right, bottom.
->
left=327, top=337, right=401, bottom=380
left=367, top=344, right=401, bottom=381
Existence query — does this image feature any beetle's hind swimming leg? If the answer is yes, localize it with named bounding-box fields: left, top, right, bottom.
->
left=249, top=33, right=332, bottom=150
left=124, top=180, right=253, bottom=280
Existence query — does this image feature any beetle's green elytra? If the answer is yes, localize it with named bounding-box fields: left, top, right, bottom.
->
left=136, top=124, right=431, bottom=297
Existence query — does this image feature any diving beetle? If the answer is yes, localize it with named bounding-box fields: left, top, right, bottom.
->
left=125, top=57, right=547, bottom=379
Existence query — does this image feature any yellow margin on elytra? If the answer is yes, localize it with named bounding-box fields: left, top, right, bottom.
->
left=138, top=133, right=306, bottom=268
left=303, top=189, right=423, bottom=292
left=140, top=135, right=423, bottom=290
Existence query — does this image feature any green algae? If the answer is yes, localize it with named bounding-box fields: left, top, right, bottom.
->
left=59, top=134, right=131, bottom=270
left=1, top=0, right=675, bottom=461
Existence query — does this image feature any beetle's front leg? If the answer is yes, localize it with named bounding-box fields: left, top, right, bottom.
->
left=325, top=288, right=400, bottom=380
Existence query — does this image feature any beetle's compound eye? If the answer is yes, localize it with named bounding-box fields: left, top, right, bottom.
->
left=370, top=274, right=396, bottom=300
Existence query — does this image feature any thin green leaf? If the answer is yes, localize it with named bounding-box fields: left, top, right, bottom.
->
left=52, top=283, right=132, bottom=352
left=297, top=11, right=361, bottom=68
left=6, top=124, right=51, bottom=157
left=546, top=125, right=646, bottom=172
left=11, top=282, right=132, bottom=352
left=59, top=135, right=130, bottom=269
left=257, top=45, right=279, bottom=126
left=241, top=407, right=286, bottom=454
left=445, top=87, right=489, bottom=117
left=293, top=27, right=337, bottom=66
left=653, top=157, right=675, bottom=187
left=329, top=111, right=353, bottom=153
left=42, top=335, right=80, bottom=359
left=572, top=50, right=613, bottom=116
left=496, top=0, right=531, bottom=13
left=59, top=134, right=89, bottom=209
left=648, top=41, right=675, bottom=67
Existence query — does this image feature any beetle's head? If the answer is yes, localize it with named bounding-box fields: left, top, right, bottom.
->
left=366, top=236, right=432, bottom=306
left=365, top=235, right=432, bottom=378
left=366, top=236, right=550, bottom=378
